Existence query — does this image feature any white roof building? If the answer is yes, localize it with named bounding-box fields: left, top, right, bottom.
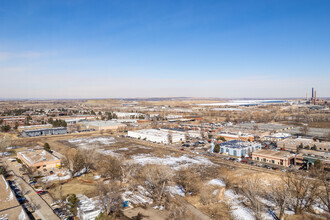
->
left=128, top=129, right=186, bottom=144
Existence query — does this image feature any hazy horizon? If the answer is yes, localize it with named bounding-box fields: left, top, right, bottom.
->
left=1, top=0, right=329, bottom=99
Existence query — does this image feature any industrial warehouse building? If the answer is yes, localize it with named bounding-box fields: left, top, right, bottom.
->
left=277, top=138, right=330, bottom=152
left=18, top=124, right=53, bottom=132
left=128, top=129, right=186, bottom=144
left=22, top=127, right=67, bottom=137
left=217, top=132, right=254, bottom=142
left=82, top=120, right=127, bottom=131
left=114, top=112, right=145, bottom=119
left=219, top=140, right=261, bottom=157
left=17, top=149, right=61, bottom=170
left=252, top=150, right=295, bottom=167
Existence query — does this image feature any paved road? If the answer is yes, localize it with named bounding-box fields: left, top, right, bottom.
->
left=3, top=158, right=60, bottom=220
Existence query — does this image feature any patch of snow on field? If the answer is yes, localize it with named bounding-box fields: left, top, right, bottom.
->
left=94, top=175, right=101, bottom=180
left=224, top=190, right=255, bottom=220
left=131, top=154, right=214, bottom=169
left=208, top=179, right=226, bottom=187
left=167, top=186, right=185, bottom=197
left=117, top=147, right=129, bottom=151
left=68, top=137, right=116, bottom=148
left=96, top=149, right=120, bottom=157
left=42, top=171, right=71, bottom=182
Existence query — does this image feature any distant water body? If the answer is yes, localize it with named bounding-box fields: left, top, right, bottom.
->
left=197, top=100, right=287, bottom=106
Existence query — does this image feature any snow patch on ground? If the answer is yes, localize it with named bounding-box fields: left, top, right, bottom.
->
left=42, top=171, right=71, bottom=182
left=94, top=175, right=101, bottom=180
left=96, top=149, right=120, bottom=157
left=208, top=179, right=226, bottom=187
left=68, top=137, right=117, bottom=149
left=131, top=154, right=214, bottom=170
left=213, top=189, right=219, bottom=195
left=167, top=186, right=185, bottom=197
left=224, top=190, right=255, bottom=220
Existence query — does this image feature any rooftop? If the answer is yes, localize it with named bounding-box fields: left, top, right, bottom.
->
left=130, top=129, right=170, bottom=137
left=220, top=140, right=260, bottom=149
left=253, top=149, right=294, bottom=158
left=17, top=149, right=60, bottom=165
left=83, top=120, right=124, bottom=127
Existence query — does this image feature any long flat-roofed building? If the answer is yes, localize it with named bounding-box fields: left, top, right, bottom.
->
left=82, top=120, right=127, bottom=131
left=277, top=138, right=330, bottom=152
left=22, top=127, right=67, bottom=137
left=219, top=140, right=261, bottom=157
left=17, top=149, right=61, bottom=170
left=217, top=132, right=255, bottom=142
left=0, top=175, right=29, bottom=220
left=128, top=129, right=185, bottom=144
left=18, top=124, right=53, bottom=132
left=252, top=149, right=295, bottom=167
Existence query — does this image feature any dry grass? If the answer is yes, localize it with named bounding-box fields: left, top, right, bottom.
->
left=49, top=175, right=98, bottom=199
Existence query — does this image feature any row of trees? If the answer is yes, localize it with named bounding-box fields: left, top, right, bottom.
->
left=48, top=118, right=67, bottom=127
left=227, top=170, right=330, bottom=220
left=59, top=148, right=198, bottom=219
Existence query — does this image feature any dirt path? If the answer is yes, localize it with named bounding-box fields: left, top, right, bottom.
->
left=175, top=196, right=212, bottom=220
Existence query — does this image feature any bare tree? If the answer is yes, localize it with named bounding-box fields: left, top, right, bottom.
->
left=119, top=162, right=136, bottom=186
left=315, top=170, right=330, bottom=215
left=269, top=181, right=291, bottom=220
left=62, top=148, right=84, bottom=178
left=139, top=165, right=173, bottom=207
left=78, top=149, right=95, bottom=173
left=175, top=168, right=201, bottom=196
left=96, top=181, right=123, bottom=216
left=239, top=177, right=265, bottom=220
left=284, top=172, right=320, bottom=214
left=96, top=155, right=122, bottom=180
left=300, top=126, right=310, bottom=136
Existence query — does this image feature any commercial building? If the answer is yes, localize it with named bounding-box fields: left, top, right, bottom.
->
left=277, top=138, right=330, bottom=152
left=114, top=112, right=145, bottom=119
left=0, top=175, right=29, bottom=220
left=252, top=150, right=295, bottom=167
left=128, top=129, right=185, bottom=144
left=219, top=140, right=261, bottom=157
left=82, top=120, right=127, bottom=131
left=18, top=124, right=53, bottom=132
left=217, top=132, right=254, bottom=142
left=0, top=117, right=26, bottom=127
left=17, top=149, right=61, bottom=170
left=22, top=127, right=67, bottom=137
left=262, top=133, right=292, bottom=142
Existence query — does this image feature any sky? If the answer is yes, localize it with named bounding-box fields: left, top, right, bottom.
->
left=0, top=0, right=329, bottom=99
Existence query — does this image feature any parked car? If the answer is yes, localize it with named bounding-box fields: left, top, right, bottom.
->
left=29, top=181, right=37, bottom=185
left=37, top=190, right=47, bottom=195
